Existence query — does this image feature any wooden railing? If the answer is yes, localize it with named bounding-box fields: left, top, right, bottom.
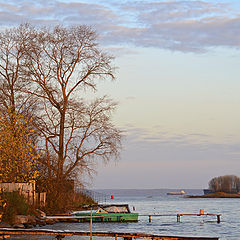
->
left=0, top=228, right=219, bottom=240
left=139, top=213, right=221, bottom=223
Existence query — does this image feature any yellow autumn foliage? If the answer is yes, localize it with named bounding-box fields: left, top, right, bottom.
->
left=0, top=110, right=40, bottom=183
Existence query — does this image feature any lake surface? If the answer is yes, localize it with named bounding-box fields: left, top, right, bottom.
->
left=16, top=189, right=240, bottom=240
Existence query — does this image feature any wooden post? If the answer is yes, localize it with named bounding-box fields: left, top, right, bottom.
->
left=27, top=191, right=30, bottom=204
left=0, top=235, right=10, bottom=240
left=56, top=235, right=65, bottom=240
left=90, top=208, right=93, bottom=240
left=149, top=215, right=151, bottom=223
left=177, top=214, right=181, bottom=222
left=217, top=215, right=221, bottom=223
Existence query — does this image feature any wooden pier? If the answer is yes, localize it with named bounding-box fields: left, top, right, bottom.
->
left=140, top=213, right=221, bottom=224
left=0, top=228, right=219, bottom=240
left=46, top=211, right=221, bottom=223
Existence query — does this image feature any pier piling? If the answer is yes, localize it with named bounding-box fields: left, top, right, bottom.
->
left=56, top=235, right=65, bottom=240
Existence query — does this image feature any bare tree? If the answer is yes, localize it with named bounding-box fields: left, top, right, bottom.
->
left=209, top=175, right=240, bottom=193
left=0, top=25, right=35, bottom=114
left=20, top=25, right=121, bottom=208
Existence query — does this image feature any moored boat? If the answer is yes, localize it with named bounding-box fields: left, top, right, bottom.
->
left=167, top=190, right=186, bottom=195
left=74, top=204, right=138, bottom=222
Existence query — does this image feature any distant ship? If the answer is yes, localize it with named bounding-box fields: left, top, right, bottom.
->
left=167, top=190, right=186, bottom=195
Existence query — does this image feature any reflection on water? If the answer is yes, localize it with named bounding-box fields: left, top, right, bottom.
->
left=6, top=189, right=240, bottom=240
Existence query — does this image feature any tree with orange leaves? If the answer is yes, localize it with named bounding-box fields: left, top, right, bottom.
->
left=0, top=110, right=40, bottom=183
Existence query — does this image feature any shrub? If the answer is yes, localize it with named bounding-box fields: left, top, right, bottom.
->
left=1, top=191, right=31, bottom=224
left=72, top=192, right=96, bottom=209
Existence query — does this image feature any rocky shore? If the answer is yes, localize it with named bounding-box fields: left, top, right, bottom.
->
left=0, top=210, right=74, bottom=229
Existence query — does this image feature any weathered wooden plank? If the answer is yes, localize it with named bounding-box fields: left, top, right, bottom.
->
left=0, top=229, right=219, bottom=240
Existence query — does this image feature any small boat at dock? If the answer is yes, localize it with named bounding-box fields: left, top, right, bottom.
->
left=73, top=204, right=138, bottom=222
left=167, top=190, right=186, bottom=195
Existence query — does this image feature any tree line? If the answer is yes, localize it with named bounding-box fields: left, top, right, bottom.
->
left=208, top=175, right=240, bottom=193
left=0, top=24, right=121, bottom=211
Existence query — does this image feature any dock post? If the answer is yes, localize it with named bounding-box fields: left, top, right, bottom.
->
left=0, top=235, right=10, bottom=240
left=177, top=214, right=181, bottom=222
left=56, top=235, right=65, bottom=240
left=149, top=215, right=151, bottom=223
left=217, top=215, right=221, bottom=224
left=90, top=208, right=93, bottom=240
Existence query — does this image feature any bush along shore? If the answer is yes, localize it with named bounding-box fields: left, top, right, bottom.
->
left=0, top=191, right=95, bottom=228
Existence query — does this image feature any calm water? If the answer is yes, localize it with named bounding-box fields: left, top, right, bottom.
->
left=15, top=189, right=240, bottom=240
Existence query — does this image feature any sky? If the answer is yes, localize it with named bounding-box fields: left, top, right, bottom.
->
left=0, top=0, right=240, bottom=189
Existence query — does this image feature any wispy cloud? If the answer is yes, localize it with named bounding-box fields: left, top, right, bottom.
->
left=0, top=0, right=239, bottom=52
left=94, top=124, right=240, bottom=188
left=118, top=125, right=240, bottom=180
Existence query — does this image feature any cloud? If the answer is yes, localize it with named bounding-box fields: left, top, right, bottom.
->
left=113, top=1, right=240, bottom=52
left=0, top=0, right=239, bottom=52
left=122, top=125, right=210, bottom=145
left=93, top=125, right=240, bottom=188
left=120, top=124, right=240, bottom=160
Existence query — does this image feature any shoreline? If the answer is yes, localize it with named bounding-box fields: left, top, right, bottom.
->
left=186, top=192, right=240, bottom=198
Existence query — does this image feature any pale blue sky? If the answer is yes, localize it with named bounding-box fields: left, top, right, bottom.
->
left=0, top=0, right=240, bottom=189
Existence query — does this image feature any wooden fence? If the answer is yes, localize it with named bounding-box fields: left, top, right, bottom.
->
left=0, top=182, right=46, bottom=207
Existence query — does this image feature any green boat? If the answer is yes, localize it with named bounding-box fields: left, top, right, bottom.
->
left=74, top=204, right=138, bottom=222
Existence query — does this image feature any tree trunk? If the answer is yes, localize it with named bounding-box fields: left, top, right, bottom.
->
left=58, top=109, right=65, bottom=182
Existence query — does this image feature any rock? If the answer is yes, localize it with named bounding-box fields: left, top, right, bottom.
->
left=13, top=223, right=25, bottom=228
left=36, top=218, right=46, bottom=226
left=0, top=222, right=11, bottom=228
left=14, top=215, right=37, bottom=225
left=24, top=223, right=33, bottom=228
left=35, top=209, right=46, bottom=218
left=13, top=215, right=39, bottom=228
left=27, top=215, right=37, bottom=226
left=45, top=218, right=56, bottom=225
left=14, top=215, right=29, bottom=224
